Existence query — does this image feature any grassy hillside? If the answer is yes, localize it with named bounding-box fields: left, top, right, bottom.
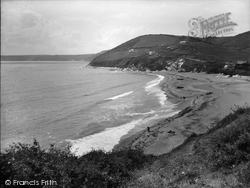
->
left=126, top=106, right=250, bottom=188
left=90, top=31, right=250, bottom=75
left=1, top=107, right=249, bottom=187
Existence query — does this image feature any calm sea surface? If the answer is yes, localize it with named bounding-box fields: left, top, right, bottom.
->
left=1, top=61, right=178, bottom=155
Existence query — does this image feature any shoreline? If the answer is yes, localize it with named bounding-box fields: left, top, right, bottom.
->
left=114, top=71, right=250, bottom=155
left=67, top=70, right=174, bottom=156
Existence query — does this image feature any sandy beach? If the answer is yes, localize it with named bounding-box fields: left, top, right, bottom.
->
left=115, top=71, right=250, bottom=155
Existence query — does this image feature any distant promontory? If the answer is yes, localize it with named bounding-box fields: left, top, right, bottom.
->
left=1, top=54, right=98, bottom=62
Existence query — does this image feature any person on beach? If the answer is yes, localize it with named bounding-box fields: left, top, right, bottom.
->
left=147, top=127, right=150, bottom=132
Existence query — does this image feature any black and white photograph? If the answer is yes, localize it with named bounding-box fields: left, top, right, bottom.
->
left=1, top=0, right=250, bottom=187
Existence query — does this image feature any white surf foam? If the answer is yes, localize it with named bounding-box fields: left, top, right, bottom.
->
left=106, top=91, right=134, bottom=100
left=68, top=109, right=180, bottom=157
left=144, top=75, right=166, bottom=106
left=144, top=75, right=164, bottom=91
left=125, top=110, right=156, bottom=116
left=67, top=119, right=143, bottom=156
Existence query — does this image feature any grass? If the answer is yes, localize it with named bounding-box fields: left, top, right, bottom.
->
left=197, top=115, right=250, bottom=169
left=193, top=106, right=250, bottom=184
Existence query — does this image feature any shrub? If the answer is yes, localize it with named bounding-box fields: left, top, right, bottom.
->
left=0, top=140, right=77, bottom=187
left=0, top=140, right=152, bottom=188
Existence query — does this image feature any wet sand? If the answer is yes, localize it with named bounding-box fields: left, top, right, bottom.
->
left=115, top=71, right=250, bottom=155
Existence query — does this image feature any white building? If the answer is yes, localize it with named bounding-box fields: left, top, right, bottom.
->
left=180, top=41, right=187, bottom=45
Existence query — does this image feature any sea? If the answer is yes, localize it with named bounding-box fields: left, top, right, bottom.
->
left=1, top=61, right=179, bottom=156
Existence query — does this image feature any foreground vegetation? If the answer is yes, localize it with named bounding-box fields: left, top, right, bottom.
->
left=1, top=107, right=249, bottom=187
left=0, top=142, right=154, bottom=187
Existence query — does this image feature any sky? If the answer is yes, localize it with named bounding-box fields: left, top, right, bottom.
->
left=1, top=0, right=250, bottom=55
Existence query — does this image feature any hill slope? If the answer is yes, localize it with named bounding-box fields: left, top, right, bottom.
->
left=90, top=31, right=250, bottom=75
left=126, top=107, right=250, bottom=188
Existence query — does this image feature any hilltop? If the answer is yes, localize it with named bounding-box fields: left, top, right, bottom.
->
left=90, top=31, right=250, bottom=75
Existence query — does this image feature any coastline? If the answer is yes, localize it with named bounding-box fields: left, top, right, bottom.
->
left=114, top=71, right=250, bottom=155
left=67, top=69, right=173, bottom=156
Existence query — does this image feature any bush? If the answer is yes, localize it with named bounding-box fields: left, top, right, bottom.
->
left=0, top=140, right=153, bottom=188
left=0, top=140, right=77, bottom=187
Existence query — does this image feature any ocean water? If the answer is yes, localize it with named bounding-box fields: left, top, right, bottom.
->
left=1, top=61, right=178, bottom=155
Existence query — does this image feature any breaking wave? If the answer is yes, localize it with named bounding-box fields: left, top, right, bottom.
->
left=144, top=74, right=166, bottom=106
left=106, top=91, right=134, bottom=100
